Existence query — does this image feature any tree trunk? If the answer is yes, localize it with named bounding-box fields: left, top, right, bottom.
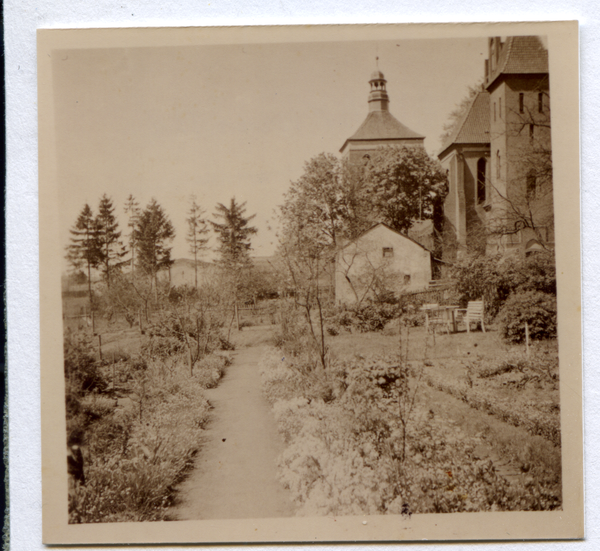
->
left=87, top=260, right=92, bottom=310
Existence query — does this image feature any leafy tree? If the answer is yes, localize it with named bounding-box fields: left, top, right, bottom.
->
left=210, top=198, right=257, bottom=273
left=282, top=153, right=350, bottom=248
left=96, top=194, right=126, bottom=287
left=276, top=212, right=334, bottom=371
left=439, top=81, right=482, bottom=144
left=135, top=198, right=175, bottom=295
left=123, top=194, right=141, bottom=278
left=186, top=197, right=210, bottom=288
left=363, top=146, right=448, bottom=234
left=65, top=203, right=102, bottom=304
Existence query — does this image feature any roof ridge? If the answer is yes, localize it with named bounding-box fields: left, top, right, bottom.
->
left=440, top=90, right=483, bottom=152
left=339, top=222, right=431, bottom=252
left=497, top=36, right=514, bottom=76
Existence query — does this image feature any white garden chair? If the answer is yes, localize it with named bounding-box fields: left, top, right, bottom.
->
left=456, top=300, right=486, bottom=333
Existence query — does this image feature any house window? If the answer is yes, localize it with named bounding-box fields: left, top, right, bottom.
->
left=477, top=158, right=486, bottom=204
left=538, top=92, right=544, bottom=113
left=494, top=102, right=496, bottom=122
left=496, top=150, right=501, bottom=178
left=527, top=169, right=537, bottom=199
left=499, top=97, right=502, bottom=118
left=404, top=274, right=411, bottom=285
left=529, top=123, right=534, bottom=140
left=519, top=93, right=524, bottom=113
left=382, top=247, right=394, bottom=258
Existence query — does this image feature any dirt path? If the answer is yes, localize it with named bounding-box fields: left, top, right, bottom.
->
left=173, top=340, right=296, bottom=520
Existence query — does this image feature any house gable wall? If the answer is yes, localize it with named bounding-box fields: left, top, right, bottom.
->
left=335, top=224, right=431, bottom=304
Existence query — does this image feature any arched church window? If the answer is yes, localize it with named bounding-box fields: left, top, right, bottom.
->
left=477, top=158, right=486, bottom=204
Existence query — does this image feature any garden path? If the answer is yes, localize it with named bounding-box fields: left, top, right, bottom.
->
left=173, top=336, right=296, bottom=520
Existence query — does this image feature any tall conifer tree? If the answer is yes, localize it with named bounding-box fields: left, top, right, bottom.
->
left=186, top=197, right=210, bottom=289
left=135, top=198, right=175, bottom=295
left=210, top=198, right=257, bottom=272
left=96, top=194, right=125, bottom=287
left=124, top=194, right=141, bottom=279
left=65, top=203, right=102, bottom=305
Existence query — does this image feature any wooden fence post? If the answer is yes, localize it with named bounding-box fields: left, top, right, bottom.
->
left=91, top=311, right=96, bottom=335
left=525, top=322, right=530, bottom=358
left=235, top=303, right=240, bottom=331
left=98, top=334, right=103, bottom=362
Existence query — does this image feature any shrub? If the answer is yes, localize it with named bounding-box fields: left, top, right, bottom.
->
left=194, top=353, right=231, bottom=389
left=326, top=302, right=400, bottom=333
left=64, top=330, right=106, bottom=397
left=451, top=252, right=557, bottom=320
left=450, top=254, right=511, bottom=317
left=505, top=252, right=556, bottom=295
left=497, top=291, right=557, bottom=343
left=68, top=365, right=212, bottom=523
left=141, top=333, right=185, bottom=359
left=400, top=307, right=426, bottom=328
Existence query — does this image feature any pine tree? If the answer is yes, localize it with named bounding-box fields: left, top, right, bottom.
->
left=186, top=197, right=210, bottom=289
left=210, top=198, right=257, bottom=273
left=96, top=194, right=125, bottom=287
left=135, top=198, right=175, bottom=295
left=65, top=203, right=102, bottom=305
left=124, top=194, right=141, bottom=279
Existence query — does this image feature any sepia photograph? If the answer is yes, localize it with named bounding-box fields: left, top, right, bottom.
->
left=37, top=22, right=582, bottom=544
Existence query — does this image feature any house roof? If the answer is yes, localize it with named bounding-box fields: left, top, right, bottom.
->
left=438, top=91, right=490, bottom=158
left=338, top=222, right=432, bottom=253
left=340, top=110, right=424, bottom=153
left=487, top=36, right=549, bottom=89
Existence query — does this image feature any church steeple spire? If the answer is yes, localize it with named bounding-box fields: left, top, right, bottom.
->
left=368, top=59, right=390, bottom=112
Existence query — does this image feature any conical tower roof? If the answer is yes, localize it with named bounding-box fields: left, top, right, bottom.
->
left=340, top=68, right=424, bottom=154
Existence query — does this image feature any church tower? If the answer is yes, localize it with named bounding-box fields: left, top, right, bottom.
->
left=340, top=65, right=425, bottom=162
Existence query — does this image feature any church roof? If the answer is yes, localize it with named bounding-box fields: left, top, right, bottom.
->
left=486, top=36, right=548, bottom=88
left=438, top=91, right=490, bottom=158
left=340, top=110, right=424, bottom=152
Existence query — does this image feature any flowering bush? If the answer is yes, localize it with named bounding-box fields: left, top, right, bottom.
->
left=193, top=353, right=231, bottom=389
left=260, top=347, right=561, bottom=515
left=68, top=351, right=222, bottom=523
left=497, top=291, right=557, bottom=343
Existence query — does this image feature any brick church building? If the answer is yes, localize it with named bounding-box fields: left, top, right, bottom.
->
left=438, top=36, right=553, bottom=260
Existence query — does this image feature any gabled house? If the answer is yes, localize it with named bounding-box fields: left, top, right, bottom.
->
left=335, top=223, right=432, bottom=304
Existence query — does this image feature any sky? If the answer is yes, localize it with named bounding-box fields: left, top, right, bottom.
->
left=52, top=36, right=488, bottom=264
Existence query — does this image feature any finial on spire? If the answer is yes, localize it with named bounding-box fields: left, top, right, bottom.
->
left=376, top=56, right=379, bottom=68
